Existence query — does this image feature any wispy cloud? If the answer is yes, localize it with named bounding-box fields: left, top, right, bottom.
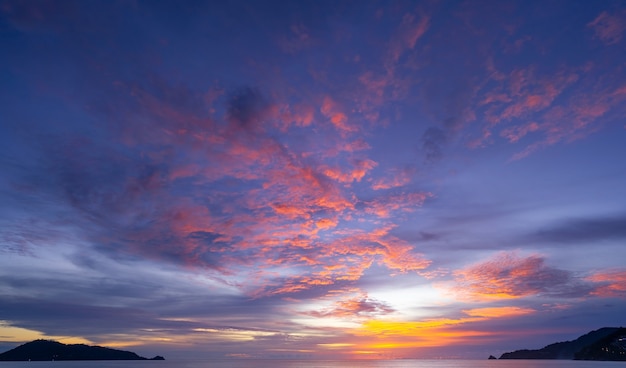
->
left=304, top=292, right=395, bottom=319
left=462, top=306, right=535, bottom=318
left=528, top=213, right=626, bottom=243
left=587, top=270, right=626, bottom=297
left=588, top=10, right=626, bottom=45
left=452, top=252, right=591, bottom=301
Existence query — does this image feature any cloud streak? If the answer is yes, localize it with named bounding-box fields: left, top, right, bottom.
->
left=452, top=252, right=592, bottom=301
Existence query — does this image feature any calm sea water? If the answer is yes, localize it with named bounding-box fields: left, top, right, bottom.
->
left=0, top=360, right=625, bottom=368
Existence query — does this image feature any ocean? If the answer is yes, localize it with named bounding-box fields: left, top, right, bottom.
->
left=0, top=360, right=625, bottom=368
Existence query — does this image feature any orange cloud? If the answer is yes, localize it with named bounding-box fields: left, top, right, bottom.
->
left=340, top=304, right=537, bottom=354
left=322, top=159, right=378, bottom=184
left=587, top=270, right=626, bottom=297
left=249, top=221, right=431, bottom=297
left=294, top=300, right=538, bottom=357
left=316, top=218, right=338, bottom=230
left=351, top=318, right=494, bottom=352
left=321, top=96, right=357, bottom=133
left=271, top=203, right=311, bottom=219
left=371, top=170, right=411, bottom=190
left=462, top=306, right=535, bottom=318
left=88, top=72, right=440, bottom=302
left=330, top=225, right=430, bottom=273
left=305, top=293, right=395, bottom=319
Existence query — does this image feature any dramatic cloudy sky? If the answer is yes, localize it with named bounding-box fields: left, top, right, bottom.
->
left=1, top=0, right=625, bottom=360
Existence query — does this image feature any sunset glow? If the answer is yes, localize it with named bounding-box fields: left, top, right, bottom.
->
left=1, top=0, right=625, bottom=360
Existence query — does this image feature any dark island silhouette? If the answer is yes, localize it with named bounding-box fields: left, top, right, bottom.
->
left=0, top=340, right=164, bottom=361
left=496, top=327, right=626, bottom=361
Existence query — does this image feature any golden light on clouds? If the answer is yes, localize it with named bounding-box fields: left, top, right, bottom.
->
left=463, top=306, right=536, bottom=318
left=0, top=321, right=91, bottom=345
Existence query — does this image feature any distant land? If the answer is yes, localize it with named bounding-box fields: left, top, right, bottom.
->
left=498, top=327, right=626, bottom=361
left=0, top=340, right=164, bottom=361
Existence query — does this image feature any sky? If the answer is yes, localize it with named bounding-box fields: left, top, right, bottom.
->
left=1, top=0, right=626, bottom=360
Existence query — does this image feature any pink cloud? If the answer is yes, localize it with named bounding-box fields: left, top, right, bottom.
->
left=39, top=41, right=446, bottom=301
left=495, top=68, right=579, bottom=123
left=316, top=218, right=338, bottom=230
left=278, top=22, right=313, bottom=53
left=342, top=139, right=371, bottom=152
left=510, top=82, right=626, bottom=160
left=470, top=58, right=626, bottom=159
left=321, top=96, right=357, bottom=133
left=388, top=13, right=430, bottom=63
left=588, top=11, right=626, bottom=45
left=249, top=220, right=431, bottom=297
left=81, top=78, right=438, bottom=298
left=453, top=252, right=575, bottom=301
left=327, top=224, right=431, bottom=274
left=500, top=122, right=540, bottom=143
left=279, top=103, right=315, bottom=129
left=271, top=203, right=312, bottom=220
left=359, top=71, right=390, bottom=101
left=351, top=10, right=431, bottom=128
left=371, top=169, right=412, bottom=190
left=364, top=192, right=432, bottom=218
left=614, top=85, right=626, bottom=96
left=322, top=159, right=378, bottom=184
left=480, top=92, right=511, bottom=106
left=305, top=292, right=395, bottom=319
left=587, top=270, right=626, bottom=297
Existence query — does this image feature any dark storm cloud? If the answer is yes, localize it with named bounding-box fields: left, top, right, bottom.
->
left=529, top=213, right=626, bottom=243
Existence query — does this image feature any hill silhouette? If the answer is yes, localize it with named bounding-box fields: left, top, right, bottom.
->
left=0, top=340, right=164, bottom=361
left=575, top=328, right=626, bottom=361
left=499, top=327, right=624, bottom=360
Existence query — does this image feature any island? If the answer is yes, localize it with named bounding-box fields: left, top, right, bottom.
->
left=0, top=340, right=164, bottom=361
left=497, top=327, right=625, bottom=361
